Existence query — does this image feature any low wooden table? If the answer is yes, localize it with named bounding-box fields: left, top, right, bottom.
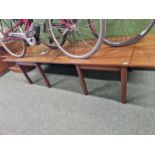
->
left=4, top=43, right=135, bottom=104
left=5, top=34, right=155, bottom=103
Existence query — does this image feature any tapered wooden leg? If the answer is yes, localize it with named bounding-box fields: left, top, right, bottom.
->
left=18, top=64, right=33, bottom=84
left=76, top=65, right=88, bottom=95
left=121, top=67, right=127, bottom=104
left=35, top=63, right=51, bottom=88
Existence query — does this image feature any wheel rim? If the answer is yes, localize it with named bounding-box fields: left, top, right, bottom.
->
left=0, top=19, right=25, bottom=57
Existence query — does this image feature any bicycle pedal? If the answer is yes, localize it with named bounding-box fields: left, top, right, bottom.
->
left=25, top=31, right=35, bottom=38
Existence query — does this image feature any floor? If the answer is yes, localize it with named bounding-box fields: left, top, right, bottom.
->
left=0, top=64, right=155, bottom=134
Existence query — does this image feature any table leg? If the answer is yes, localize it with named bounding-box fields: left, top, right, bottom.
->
left=121, top=67, right=127, bottom=104
left=76, top=65, right=88, bottom=95
left=35, top=63, right=51, bottom=88
left=17, top=64, right=33, bottom=84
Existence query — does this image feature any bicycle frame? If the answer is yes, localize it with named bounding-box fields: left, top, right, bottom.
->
left=0, top=19, right=80, bottom=47
left=4, top=19, right=30, bottom=35
left=60, top=19, right=77, bottom=30
left=0, top=19, right=103, bottom=58
left=3, top=19, right=75, bottom=38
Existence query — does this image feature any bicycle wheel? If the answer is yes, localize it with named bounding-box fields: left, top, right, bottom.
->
left=45, top=19, right=67, bottom=47
left=90, top=19, right=155, bottom=47
left=0, top=19, right=26, bottom=57
left=47, top=19, right=104, bottom=59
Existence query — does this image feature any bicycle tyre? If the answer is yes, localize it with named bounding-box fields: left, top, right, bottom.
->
left=89, top=19, right=155, bottom=47
left=104, top=19, right=155, bottom=47
left=45, top=19, right=67, bottom=47
left=0, top=19, right=26, bottom=57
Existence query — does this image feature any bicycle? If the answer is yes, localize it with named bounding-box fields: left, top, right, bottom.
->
left=0, top=19, right=104, bottom=59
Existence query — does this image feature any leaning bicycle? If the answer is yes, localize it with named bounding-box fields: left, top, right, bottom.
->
left=0, top=19, right=104, bottom=59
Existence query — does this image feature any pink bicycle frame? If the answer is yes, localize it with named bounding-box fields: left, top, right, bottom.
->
left=5, top=19, right=31, bottom=35
left=4, top=19, right=78, bottom=37
left=60, top=19, right=77, bottom=29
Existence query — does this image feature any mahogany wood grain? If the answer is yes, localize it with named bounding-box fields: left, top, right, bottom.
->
left=121, top=67, right=127, bottom=104
left=17, top=64, right=33, bottom=84
left=3, top=43, right=133, bottom=67
left=35, top=63, right=51, bottom=88
left=17, top=62, right=51, bottom=88
left=130, top=34, right=155, bottom=68
left=0, top=48, right=9, bottom=75
left=76, top=65, right=88, bottom=95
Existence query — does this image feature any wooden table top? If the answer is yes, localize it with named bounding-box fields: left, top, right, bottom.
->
left=3, top=42, right=134, bottom=67
left=4, top=34, right=155, bottom=68
left=130, top=34, right=155, bottom=68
